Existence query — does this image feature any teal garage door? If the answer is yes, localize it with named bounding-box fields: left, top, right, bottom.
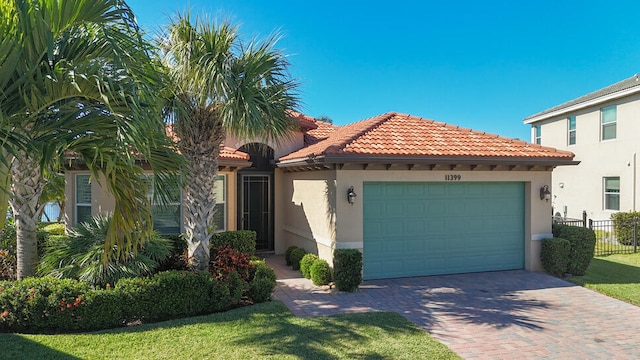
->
left=363, top=182, right=524, bottom=280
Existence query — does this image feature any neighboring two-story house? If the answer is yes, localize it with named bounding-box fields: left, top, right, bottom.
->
left=524, top=74, right=640, bottom=220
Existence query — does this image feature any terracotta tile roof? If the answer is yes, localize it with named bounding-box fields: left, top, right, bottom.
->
left=287, top=110, right=318, bottom=131
left=279, top=112, right=574, bottom=162
left=165, top=123, right=249, bottom=161
left=304, top=120, right=339, bottom=145
left=525, top=74, right=640, bottom=122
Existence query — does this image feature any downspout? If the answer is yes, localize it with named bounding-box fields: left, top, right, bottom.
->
left=634, top=152, right=637, bottom=212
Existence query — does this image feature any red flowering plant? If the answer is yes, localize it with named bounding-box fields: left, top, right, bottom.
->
left=209, top=246, right=254, bottom=282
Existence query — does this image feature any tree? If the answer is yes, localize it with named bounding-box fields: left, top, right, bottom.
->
left=0, top=0, right=183, bottom=279
left=160, top=13, right=299, bottom=270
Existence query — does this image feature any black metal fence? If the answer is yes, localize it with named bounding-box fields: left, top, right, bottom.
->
left=553, top=215, right=638, bottom=256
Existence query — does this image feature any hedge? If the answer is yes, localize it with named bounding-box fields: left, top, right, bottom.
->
left=247, top=260, right=277, bottom=303
left=285, top=246, right=298, bottom=266
left=310, top=259, right=332, bottom=286
left=290, top=248, right=307, bottom=270
left=611, top=211, right=640, bottom=246
left=0, top=270, right=243, bottom=332
left=540, top=238, right=571, bottom=277
left=300, top=254, right=319, bottom=279
left=333, top=249, right=362, bottom=292
left=211, top=230, right=256, bottom=256
left=552, top=224, right=596, bottom=275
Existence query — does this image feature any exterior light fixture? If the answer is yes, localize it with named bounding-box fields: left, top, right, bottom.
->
left=540, top=185, right=551, bottom=201
left=347, top=186, right=357, bottom=204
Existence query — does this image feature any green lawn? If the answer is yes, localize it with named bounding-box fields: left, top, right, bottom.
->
left=0, top=301, right=459, bottom=360
left=567, top=252, right=640, bottom=306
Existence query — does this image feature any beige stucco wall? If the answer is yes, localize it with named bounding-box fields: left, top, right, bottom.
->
left=278, top=168, right=553, bottom=272
left=279, top=170, right=337, bottom=262
left=533, top=93, right=640, bottom=220
left=224, top=131, right=304, bottom=159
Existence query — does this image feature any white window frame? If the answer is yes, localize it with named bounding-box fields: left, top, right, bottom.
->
left=603, top=176, right=620, bottom=211
left=568, top=116, right=576, bottom=145
left=75, top=174, right=92, bottom=225
left=601, top=105, right=617, bottom=141
left=213, top=175, right=227, bottom=232
left=534, top=125, right=542, bottom=144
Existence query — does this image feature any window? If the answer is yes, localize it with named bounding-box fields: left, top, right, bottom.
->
left=75, top=174, right=92, bottom=225
left=534, top=125, right=541, bottom=144
left=568, top=116, right=576, bottom=145
left=601, top=105, right=617, bottom=140
left=142, top=175, right=182, bottom=235
left=213, top=175, right=226, bottom=231
left=604, top=177, right=620, bottom=210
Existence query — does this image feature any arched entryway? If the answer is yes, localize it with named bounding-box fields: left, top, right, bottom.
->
left=237, top=143, right=274, bottom=251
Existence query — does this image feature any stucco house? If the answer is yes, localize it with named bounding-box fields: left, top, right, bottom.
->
left=524, top=74, right=640, bottom=221
left=65, top=111, right=576, bottom=279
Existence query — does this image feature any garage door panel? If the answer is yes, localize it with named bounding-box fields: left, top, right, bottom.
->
left=363, top=182, right=524, bottom=280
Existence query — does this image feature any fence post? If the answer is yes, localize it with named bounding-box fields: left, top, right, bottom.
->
left=582, top=210, right=588, bottom=228
left=589, top=219, right=593, bottom=230
left=634, top=218, right=638, bottom=254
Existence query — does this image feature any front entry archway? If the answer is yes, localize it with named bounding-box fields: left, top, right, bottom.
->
left=237, top=143, right=274, bottom=251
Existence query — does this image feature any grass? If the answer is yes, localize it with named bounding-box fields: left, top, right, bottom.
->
left=567, top=252, right=640, bottom=306
left=0, top=301, right=459, bottom=360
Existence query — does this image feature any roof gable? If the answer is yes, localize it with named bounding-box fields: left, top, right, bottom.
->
left=279, top=112, right=574, bottom=164
left=524, top=74, right=640, bottom=123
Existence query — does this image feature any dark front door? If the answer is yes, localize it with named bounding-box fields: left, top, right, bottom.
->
left=240, top=174, right=272, bottom=250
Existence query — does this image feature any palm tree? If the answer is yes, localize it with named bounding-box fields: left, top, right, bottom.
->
left=160, top=13, right=299, bottom=270
left=0, top=0, right=183, bottom=279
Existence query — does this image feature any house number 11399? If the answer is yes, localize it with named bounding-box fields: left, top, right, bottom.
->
left=445, top=174, right=461, bottom=181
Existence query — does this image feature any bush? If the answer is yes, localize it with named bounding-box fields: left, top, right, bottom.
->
left=0, top=269, right=245, bottom=332
left=285, top=245, right=298, bottom=266
left=38, top=214, right=173, bottom=288
left=247, top=260, right=276, bottom=303
left=156, top=234, right=189, bottom=272
left=611, top=212, right=640, bottom=245
left=552, top=224, right=596, bottom=276
left=540, top=238, right=571, bottom=277
left=209, top=246, right=254, bottom=283
left=300, top=253, right=318, bottom=279
left=310, top=259, right=332, bottom=286
left=116, top=270, right=214, bottom=322
left=41, top=223, right=66, bottom=235
left=289, top=248, right=307, bottom=270
left=0, top=249, right=15, bottom=281
left=333, top=249, right=362, bottom=292
left=211, top=230, right=256, bottom=256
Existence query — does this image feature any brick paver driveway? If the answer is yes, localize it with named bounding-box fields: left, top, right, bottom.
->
left=266, top=255, right=640, bottom=359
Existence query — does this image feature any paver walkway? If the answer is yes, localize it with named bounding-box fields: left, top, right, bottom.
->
left=266, top=255, right=640, bottom=359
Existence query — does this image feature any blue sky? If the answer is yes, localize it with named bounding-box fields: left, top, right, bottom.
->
left=128, top=1, right=640, bottom=141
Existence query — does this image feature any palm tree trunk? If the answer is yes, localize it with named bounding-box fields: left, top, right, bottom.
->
left=9, top=152, right=44, bottom=279
left=183, top=142, right=222, bottom=271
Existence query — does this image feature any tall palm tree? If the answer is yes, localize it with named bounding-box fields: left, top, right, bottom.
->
left=160, top=13, right=299, bottom=270
left=0, top=0, right=183, bottom=279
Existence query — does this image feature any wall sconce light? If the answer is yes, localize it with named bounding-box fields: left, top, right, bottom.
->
left=539, top=185, right=551, bottom=201
left=347, top=186, right=357, bottom=204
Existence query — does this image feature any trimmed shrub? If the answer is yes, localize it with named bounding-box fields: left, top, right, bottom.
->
left=333, top=249, right=362, bottom=292
left=611, top=211, right=640, bottom=245
left=211, top=230, right=256, bottom=256
left=552, top=224, right=596, bottom=276
left=540, top=238, right=571, bottom=277
left=300, top=253, right=318, bottom=279
left=41, top=223, right=66, bottom=235
left=289, top=248, right=307, bottom=270
left=285, top=245, right=298, bottom=266
left=0, top=270, right=245, bottom=332
left=310, top=259, right=332, bottom=286
left=247, top=260, right=277, bottom=303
